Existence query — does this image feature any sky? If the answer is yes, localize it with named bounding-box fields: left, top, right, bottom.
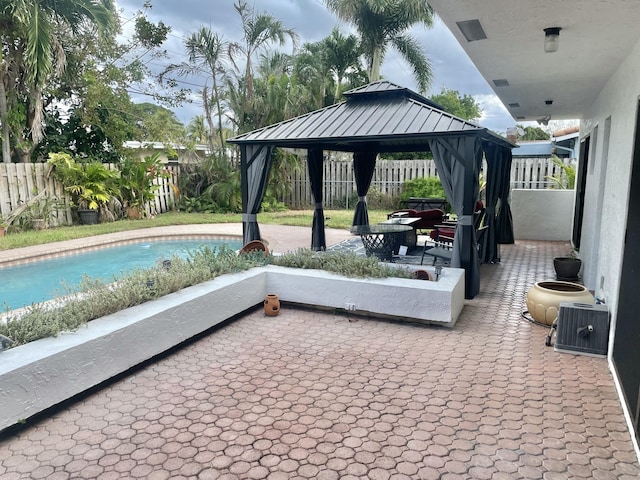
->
left=115, top=0, right=516, bottom=134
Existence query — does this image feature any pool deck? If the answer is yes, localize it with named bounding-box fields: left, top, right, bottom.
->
left=0, top=225, right=639, bottom=479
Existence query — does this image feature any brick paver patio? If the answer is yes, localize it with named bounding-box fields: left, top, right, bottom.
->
left=1, top=237, right=639, bottom=479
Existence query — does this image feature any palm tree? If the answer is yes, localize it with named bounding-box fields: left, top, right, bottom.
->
left=184, top=28, right=228, bottom=149
left=187, top=116, right=209, bottom=145
left=324, top=0, right=434, bottom=93
left=229, top=0, right=298, bottom=102
left=322, top=27, right=364, bottom=101
left=0, top=0, right=116, bottom=163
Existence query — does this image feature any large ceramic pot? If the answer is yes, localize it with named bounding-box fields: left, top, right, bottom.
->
left=526, top=280, right=594, bottom=325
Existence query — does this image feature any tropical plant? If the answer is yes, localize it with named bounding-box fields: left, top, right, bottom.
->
left=0, top=0, right=117, bottom=163
left=324, top=0, right=434, bottom=92
left=545, top=156, right=576, bottom=189
left=118, top=154, right=169, bottom=214
left=230, top=0, right=299, bottom=102
left=47, top=152, right=119, bottom=211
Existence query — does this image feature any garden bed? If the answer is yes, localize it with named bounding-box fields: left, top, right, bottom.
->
left=0, top=264, right=464, bottom=432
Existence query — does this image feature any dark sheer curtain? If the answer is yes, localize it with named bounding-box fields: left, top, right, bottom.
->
left=496, top=148, right=515, bottom=244
left=308, top=148, right=326, bottom=250
left=240, top=143, right=274, bottom=245
left=352, top=151, right=377, bottom=226
left=482, top=144, right=501, bottom=263
left=428, top=136, right=482, bottom=299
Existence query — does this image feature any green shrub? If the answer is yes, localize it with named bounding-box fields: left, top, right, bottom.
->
left=334, top=186, right=397, bottom=210
left=272, top=249, right=411, bottom=279
left=400, top=176, right=446, bottom=202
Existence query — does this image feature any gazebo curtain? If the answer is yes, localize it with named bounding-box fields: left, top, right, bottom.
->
left=482, top=144, right=501, bottom=263
left=308, top=148, right=326, bottom=251
left=428, top=136, right=483, bottom=299
left=496, top=148, right=515, bottom=244
left=240, top=143, right=274, bottom=245
left=352, top=151, right=377, bottom=226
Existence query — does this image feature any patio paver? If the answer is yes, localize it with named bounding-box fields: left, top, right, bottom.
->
left=0, top=233, right=639, bottom=479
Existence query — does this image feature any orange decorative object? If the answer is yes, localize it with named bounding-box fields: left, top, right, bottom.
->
left=240, top=240, right=269, bottom=257
left=264, top=294, right=280, bottom=316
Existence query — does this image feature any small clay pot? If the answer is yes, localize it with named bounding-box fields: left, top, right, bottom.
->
left=411, top=270, right=432, bottom=281
left=264, top=294, right=280, bottom=316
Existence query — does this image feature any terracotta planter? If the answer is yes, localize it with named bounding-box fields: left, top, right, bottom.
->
left=240, top=240, right=269, bottom=257
left=411, top=270, right=432, bottom=281
left=526, top=280, right=594, bottom=325
left=264, top=294, right=280, bottom=316
left=126, top=206, right=142, bottom=220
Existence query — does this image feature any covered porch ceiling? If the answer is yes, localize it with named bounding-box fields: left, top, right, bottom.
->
left=429, top=0, right=640, bottom=122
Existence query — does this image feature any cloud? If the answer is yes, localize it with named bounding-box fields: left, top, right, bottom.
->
left=116, top=0, right=515, bottom=133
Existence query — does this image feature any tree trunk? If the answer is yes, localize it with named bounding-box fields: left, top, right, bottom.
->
left=370, top=47, right=383, bottom=82
left=0, top=74, right=11, bottom=163
left=212, top=74, right=225, bottom=148
left=202, top=86, right=215, bottom=152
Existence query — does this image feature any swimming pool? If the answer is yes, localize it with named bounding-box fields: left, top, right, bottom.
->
left=1, top=238, right=242, bottom=312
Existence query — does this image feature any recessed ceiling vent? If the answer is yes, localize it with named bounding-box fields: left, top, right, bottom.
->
left=456, top=19, right=487, bottom=42
left=493, top=79, right=509, bottom=87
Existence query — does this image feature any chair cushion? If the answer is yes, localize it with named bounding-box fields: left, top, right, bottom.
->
left=389, top=209, right=418, bottom=217
left=413, top=209, right=444, bottom=229
left=430, top=227, right=455, bottom=241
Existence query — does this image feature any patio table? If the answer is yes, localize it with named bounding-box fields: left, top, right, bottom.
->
left=350, top=224, right=413, bottom=261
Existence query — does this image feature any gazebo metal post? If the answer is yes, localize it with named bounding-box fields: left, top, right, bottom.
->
left=308, top=147, right=326, bottom=250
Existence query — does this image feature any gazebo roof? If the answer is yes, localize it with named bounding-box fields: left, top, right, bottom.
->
left=228, top=81, right=514, bottom=152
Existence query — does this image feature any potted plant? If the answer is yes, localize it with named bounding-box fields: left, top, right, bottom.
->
left=118, top=154, right=168, bottom=219
left=553, top=248, right=582, bottom=281
left=48, top=153, right=119, bottom=224
left=27, top=196, right=60, bottom=230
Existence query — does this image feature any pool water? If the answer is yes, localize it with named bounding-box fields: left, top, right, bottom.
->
left=1, top=238, right=242, bottom=312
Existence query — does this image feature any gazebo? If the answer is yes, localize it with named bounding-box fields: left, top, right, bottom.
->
left=228, top=81, right=515, bottom=298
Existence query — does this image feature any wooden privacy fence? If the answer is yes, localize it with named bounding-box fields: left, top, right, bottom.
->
left=0, top=157, right=568, bottom=220
left=0, top=163, right=178, bottom=225
left=284, top=156, right=572, bottom=208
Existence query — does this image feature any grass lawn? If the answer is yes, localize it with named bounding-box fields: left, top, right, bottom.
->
left=0, top=209, right=389, bottom=250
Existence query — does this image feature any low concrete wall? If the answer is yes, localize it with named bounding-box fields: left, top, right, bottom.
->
left=511, top=189, right=575, bottom=241
left=0, top=265, right=464, bottom=432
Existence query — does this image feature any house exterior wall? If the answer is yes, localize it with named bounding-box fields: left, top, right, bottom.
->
left=579, top=35, right=640, bottom=339
left=511, top=189, right=574, bottom=241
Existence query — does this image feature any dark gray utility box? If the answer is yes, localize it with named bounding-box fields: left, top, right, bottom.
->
left=555, top=302, right=609, bottom=357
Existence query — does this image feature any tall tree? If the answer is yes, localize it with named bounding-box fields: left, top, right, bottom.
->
left=0, top=0, right=117, bottom=163
left=324, top=0, right=434, bottom=92
left=164, top=27, right=229, bottom=149
left=187, top=115, right=209, bottom=145
left=229, top=0, right=298, bottom=103
left=430, top=88, right=482, bottom=121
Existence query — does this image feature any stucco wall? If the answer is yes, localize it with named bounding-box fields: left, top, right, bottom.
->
left=511, top=189, right=575, bottom=241
left=580, top=35, right=640, bottom=336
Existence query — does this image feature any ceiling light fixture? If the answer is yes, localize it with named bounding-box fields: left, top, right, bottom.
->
left=544, top=27, right=561, bottom=53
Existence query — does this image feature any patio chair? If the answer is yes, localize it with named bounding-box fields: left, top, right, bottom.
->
left=386, top=208, right=445, bottom=233
left=420, top=204, right=487, bottom=265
